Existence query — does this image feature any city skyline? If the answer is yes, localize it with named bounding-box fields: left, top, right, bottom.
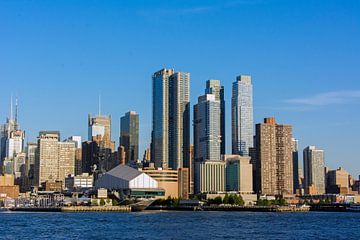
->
left=1, top=0, right=359, bottom=176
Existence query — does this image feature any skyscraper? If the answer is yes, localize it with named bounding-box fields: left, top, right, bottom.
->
left=26, top=142, right=37, bottom=186
left=67, top=136, right=82, bottom=175
left=254, top=118, right=293, bottom=195
left=194, top=94, right=221, bottom=162
left=120, top=111, right=139, bottom=163
left=168, top=72, right=190, bottom=169
left=205, top=80, right=225, bottom=155
left=303, top=146, right=325, bottom=194
left=88, top=114, right=114, bottom=151
left=292, top=138, right=300, bottom=193
left=151, top=68, right=174, bottom=169
left=232, top=75, right=254, bottom=156
left=194, top=94, right=224, bottom=193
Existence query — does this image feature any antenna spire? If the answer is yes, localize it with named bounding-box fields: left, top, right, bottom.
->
left=15, top=97, right=18, bottom=124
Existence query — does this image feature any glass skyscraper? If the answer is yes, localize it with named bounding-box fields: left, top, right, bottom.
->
left=168, top=72, right=190, bottom=169
left=303, top=146, right=325, bottom=194
left=120, top=111, right=139, bottom=163
left=151, top=68, right=174, bottom=169
left=205, top=80, right=225, bottom=155
left=193, top=94, right=221, bottom=162
left=231, top=75, right=254, bottom=156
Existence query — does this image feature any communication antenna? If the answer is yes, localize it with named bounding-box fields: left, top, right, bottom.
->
left=15, top=97, right=18, bottom=124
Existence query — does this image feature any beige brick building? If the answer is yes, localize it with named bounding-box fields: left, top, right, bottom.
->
left=35, top=132, right=75, bottom=187
left=255, top=118, right=293, bottom=195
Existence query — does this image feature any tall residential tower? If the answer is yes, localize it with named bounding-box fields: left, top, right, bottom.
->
left=303, top=146, right=325, bottom=194
left=205, top=80, right=225, bottom=155
left=232, top=75, right=253, bottom=156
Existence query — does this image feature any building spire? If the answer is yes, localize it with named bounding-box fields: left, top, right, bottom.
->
left=15, top=96, right=18, bottom=124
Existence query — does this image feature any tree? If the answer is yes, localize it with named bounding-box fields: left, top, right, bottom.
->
left=279, top=199, right=287, bottom=206
left=223, top=194, right=230, bottom=204
left=228, top=195, right=235, bottom=205
left=112, top=199, right=119, bottom=206
left=234, top=195, right=245, bottom=206
left=99, top=199, right=105, bottom=206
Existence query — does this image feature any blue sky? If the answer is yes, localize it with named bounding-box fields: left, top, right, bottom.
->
left=1, top=0, right=359, bottom=176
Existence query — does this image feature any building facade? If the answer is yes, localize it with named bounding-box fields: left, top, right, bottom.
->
left=168, top=72, right=190, bottom=170
left=292, top=138, right=300, bottom=193
left=193, top=94, right=221, bottom=162
left=206, top=80, right=226, bottom=155
left=254, top=118, right=293, bottom=195
left=151, top=68, right=174, bottom=169
left=88, top=114, right=115, bottom=151
left=224, top=155, right=253, bottom=193
left=120, top=111, right=139, bottom=163
left=195, top=161, right=225, bottom=193
left=35, top=131, right=75, bottom=187
left=231, top=75, right=253, bottom=156
left=303, top=146, right=325, bottom=194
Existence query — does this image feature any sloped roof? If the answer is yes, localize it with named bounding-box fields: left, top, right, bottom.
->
left=105, top=165, right=142, bottom=181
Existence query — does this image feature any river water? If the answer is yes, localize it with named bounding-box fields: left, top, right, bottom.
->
left=0, top=211, right=359, bottom=239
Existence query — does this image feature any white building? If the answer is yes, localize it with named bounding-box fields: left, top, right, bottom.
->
left=95, top=165, right=158, bottom=190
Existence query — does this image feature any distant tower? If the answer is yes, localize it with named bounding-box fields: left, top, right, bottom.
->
left=206, top=80, right=225, bottom=155
left=168, top=72, right=190, bottom=169
left=292, top=138, right=300, bottom=193
left=232, top=75, right=253, bottom=156
left=151, top=68, right=174, bottom=169
left=120, top=111, right=139, bottom=163
left=303, top=146, right=325, bottom=194
left=194, top=94, right=221, bottom=162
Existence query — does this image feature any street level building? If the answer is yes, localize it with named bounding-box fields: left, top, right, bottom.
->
left=224, top=155, right=253, bottom=193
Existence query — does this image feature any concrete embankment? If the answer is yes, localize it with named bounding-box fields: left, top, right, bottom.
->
left=62, top=206, right=131, bottom=212
left=147, top=205, right=310, bottom=212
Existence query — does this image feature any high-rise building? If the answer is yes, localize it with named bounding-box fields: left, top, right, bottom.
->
left=194, top=94, right=221, bottom=162
left=254, top=118, right=293, bottom=195
left=224, top=155, right=253, bottom=193
left=151, top=68, right=174, bottom=169
left=118, top=145, right=126, bottom=165
left=120, top=111, right=139, bottom=163
left=88, top=114, right=114, bottom=151
left=58, top=141, right=76, bottom=185
left=326, top=167, right=350, bottom=194
left=168, top=72, right=190, bottom=169
left=303, top=146, right=325, bottom=194
left=84, top=113, right=115, bottom=175
left=206, top=80, right=225, bottom=155
left=292, top=138, right=300, bottom=193
left=35, top=131, right=75, bottom=187
left=231, top=75, right=253, bottom=156
left=26, top=142, right=37, bottom=187
left=194, top=93, right=223, bottom=194
left=67, top=136, right=82, bottom=176
left=35, top=132, right=60, bottom=186
left=188, top=144, right=194, bottom=195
